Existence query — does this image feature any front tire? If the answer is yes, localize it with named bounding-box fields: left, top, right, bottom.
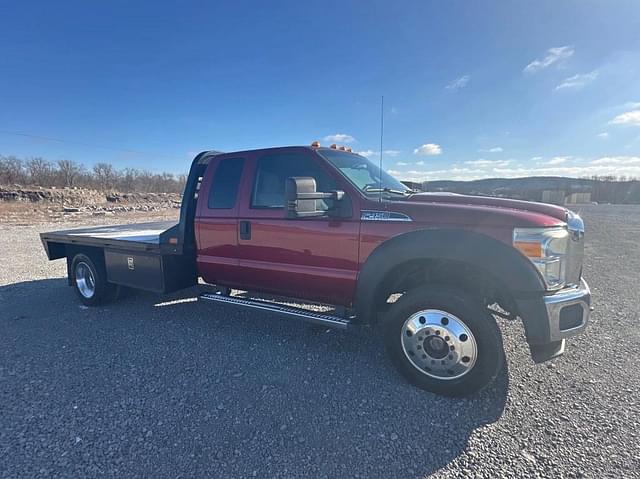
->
left=381, top=286, right=504, bottom=397
left=71, top=253, right=117, bottom=306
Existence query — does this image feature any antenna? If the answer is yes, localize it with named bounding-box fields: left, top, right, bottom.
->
left=379, top=95, right=384, bottom=203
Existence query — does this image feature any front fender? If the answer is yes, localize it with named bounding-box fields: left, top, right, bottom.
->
left=355, top=228, right=546, bottom=321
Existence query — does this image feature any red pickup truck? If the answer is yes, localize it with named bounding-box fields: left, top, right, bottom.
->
left=41, top=144, right=591, bottom=396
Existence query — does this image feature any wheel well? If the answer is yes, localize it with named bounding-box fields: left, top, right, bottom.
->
left=65, top=246, right=106, bottom=285
left=371, top=258, right=518, bottom=321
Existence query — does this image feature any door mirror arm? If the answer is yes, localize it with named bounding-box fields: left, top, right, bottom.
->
left=294, top=190, right=344, bottom=201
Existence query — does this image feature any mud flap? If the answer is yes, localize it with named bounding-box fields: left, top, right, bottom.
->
left=529, top=339, right=565, bottom=363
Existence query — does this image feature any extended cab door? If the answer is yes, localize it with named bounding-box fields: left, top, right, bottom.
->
left=195, top=155, right=247, bottom=286
left=236, top=148, right=360, bottom=305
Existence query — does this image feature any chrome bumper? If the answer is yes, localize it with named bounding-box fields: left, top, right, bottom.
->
left=544, top=278, right=591, bottom=342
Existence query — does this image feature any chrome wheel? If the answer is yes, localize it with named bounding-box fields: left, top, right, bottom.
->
left=401, top=309, right=478, bottom=380
left=75, top=261, right=96, bottom=299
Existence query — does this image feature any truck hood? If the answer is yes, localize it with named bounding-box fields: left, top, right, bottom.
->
left=384, top=192, right=569, bottom=228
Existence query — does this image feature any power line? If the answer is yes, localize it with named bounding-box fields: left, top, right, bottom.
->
left=0, top=129, right=176, bottom=159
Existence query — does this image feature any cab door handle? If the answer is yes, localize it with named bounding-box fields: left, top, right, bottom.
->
left=239, top=220, right=251, bottom=240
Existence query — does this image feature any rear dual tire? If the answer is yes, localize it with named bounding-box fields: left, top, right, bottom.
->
left=381, top=286, right=504, bottom=397
left=71, top=253, right=117, bottom=306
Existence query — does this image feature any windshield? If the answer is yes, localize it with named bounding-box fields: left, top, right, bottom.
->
left=318, top=149, right=411, bottom=197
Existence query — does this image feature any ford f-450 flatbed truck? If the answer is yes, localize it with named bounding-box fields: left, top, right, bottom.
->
left=41, top=144, right=591, bottom=396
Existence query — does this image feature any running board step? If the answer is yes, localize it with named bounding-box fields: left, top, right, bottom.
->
left=199, top=293, right=353, bottom=330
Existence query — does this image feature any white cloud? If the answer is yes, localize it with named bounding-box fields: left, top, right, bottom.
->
left=414, top=143, right=443, bottom=156
left=609, top=109, right=640, bottom=126
left=465, top=159, right=512, bottom=167
left=590, top=156, right=640, bottom=165
left=445, top=75, right=470, bottom=90
left=396, top=161, right=408, bottom=166
left=324, top=133, right=356, bottom=143
left=555, top=70, right=598, bottom=90
left=478, top=147, right=503, bottom=153
left=523, top=46, right=574, bottom=74
left=388, top=167, right=488, bottom=182
left=546, top=156, right=571, bottom=165
left=357, top=149, right=376, bottom=158
left=357, top=149, right=401, bottom=158
left=416, top=160, right=425, bottom=166
left=597, top=132, right=609, bottom=139
left=531, top=156, right=544, bottom=161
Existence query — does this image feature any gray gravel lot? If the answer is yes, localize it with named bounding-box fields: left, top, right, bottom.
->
left=1, top=205, right=639, bottom=478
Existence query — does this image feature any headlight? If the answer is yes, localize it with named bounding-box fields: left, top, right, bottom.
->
left=513, top=227, right=569, bottom=291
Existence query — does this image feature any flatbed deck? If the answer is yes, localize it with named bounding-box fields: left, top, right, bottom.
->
left=41, top=220, right=179, bottom=253
left=40, top=220, right=197, bottom=293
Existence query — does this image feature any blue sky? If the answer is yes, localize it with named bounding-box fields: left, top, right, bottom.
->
left=1, top=1, right=640, bottom=181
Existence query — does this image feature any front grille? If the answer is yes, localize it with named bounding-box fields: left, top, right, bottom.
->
left=565, top=233, right=584, bottom=287
left=564, top=213, right=585, bottom=288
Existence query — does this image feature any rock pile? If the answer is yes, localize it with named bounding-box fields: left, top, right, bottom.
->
left=0, top=185, right=181, bottom=214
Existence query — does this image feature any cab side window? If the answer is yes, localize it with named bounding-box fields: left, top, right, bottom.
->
left=251, top=153, right=337, bottom=209
left=207, top=158, right=245, bottom=209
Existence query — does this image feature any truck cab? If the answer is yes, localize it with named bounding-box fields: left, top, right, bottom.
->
left=41, top=144, right=591, bottom=396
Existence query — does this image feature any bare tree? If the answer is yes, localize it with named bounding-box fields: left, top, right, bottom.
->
left=92, top=163, right=117, bottom=191
left=26, top=157, right=54, bottom=186
left=1, top=154, right=210, bottom=195
left=57, top=159, right=84, bottom=187
left=0, top=156, right=26, bottom=185
left=117, top=168, right=139, bottom=193
left=177, top=174, right=187, bottom=193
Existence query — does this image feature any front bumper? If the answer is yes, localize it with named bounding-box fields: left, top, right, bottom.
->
left=544, top=278, right=591, bottom=342
left=516, top=279, right=591, bottom=363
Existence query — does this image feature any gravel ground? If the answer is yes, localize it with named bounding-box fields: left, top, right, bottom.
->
left=1, top=205, right=639, bottom=478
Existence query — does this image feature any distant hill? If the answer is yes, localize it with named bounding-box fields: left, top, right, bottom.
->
left=400, top=176, right=640, bottom=204
left=423, top=176, right=592, bottom=193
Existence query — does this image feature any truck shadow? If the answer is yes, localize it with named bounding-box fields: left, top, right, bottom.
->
left=1, top=279, right=509, bottom=478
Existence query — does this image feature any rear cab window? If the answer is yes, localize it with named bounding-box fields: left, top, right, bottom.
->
left=208, top=158, right=245, bottom=209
